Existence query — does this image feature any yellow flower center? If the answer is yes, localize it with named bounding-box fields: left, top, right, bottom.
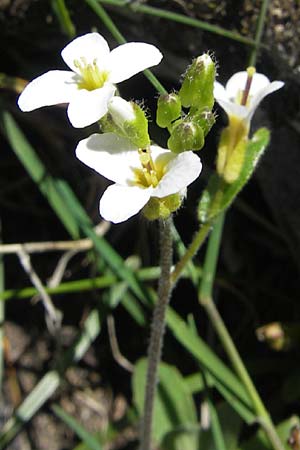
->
left=74, top=57, right=109, bottom=91
left=133, top=148, right=165, bottom=188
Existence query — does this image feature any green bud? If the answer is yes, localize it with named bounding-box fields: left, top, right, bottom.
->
left=189, top=107, right=216, bottom=137
left=168, top=119, right=204, bottom=153
left=101, top=97, right=150, bottom=148
left=156, top=93, right=181, bottom=128
left=179, top=53, right=215, bottom=109
left=142, top=193, right=183, bottom=221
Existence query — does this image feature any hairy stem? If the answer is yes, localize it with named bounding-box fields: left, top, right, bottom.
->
left=140, top=217, right=173, bottom=450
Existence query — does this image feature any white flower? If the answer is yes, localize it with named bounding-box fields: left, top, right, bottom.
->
left=214, top=69, right=284, bottom=124
left=18, top=32, right=163, bottom=128
left=75, top=133, right=202, bottom=223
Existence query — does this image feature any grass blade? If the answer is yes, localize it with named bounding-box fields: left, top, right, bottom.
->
left=51, top=0, right=76, bottom=38
left=97, top=0, right=260, bottom=47
left=52, top=404, right=102, bottom=450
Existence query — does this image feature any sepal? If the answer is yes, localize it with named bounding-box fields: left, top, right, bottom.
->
left=142, top=193, right=183, bottom=220
left=156, top=93, right=181, bottom=128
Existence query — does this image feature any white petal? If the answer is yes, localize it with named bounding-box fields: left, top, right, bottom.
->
left=225, top=71, right=269, bottom=101
left=246, top=80, right=284, bottom=122
left=215, top=98, right=249, bottom=119
left=61, top=32, right=110, bottom=73
left=214, top=81, right=228, bottom=101
left=76, top=132, right=141, bottom=183
left=67, top=83, right=115, bottom=127
left=100, top=184, right=152, bottom=223
left=108, top=42, right=163, bottom=83
left=108, top=96, right=135, bottom=125
left=153, top=151, right=202, bottom=198
left=17, top=70, right=77, bottom=111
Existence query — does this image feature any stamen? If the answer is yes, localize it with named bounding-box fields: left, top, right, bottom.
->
left=137, top=147, right=159, bottom=187
left=73, top=57, right=108, bottom=91
left=240, top=66, right=256, bottom=106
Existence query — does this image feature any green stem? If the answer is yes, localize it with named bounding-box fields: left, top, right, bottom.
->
left=140, top=217, right=173, bottom=450
left=51, top=0, right=76, bottom=38
left=248, top=0, right=270, bottom=66
left=85, top=0, right=166, bottom=94
left=171, top=221, right=213, bottom=285
left=198, top=214, right=284, bottom=450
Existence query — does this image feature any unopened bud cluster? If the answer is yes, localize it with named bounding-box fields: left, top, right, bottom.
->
left=156, top=53, right=216, bottom=154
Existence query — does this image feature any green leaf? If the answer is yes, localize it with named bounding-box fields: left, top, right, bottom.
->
left=166, top=308, right=255, bottom=424
left=198, top=128, right=270, bottom=223
left=52, top=404, right=102, bottom=450
left=133, top=359, right=198, bottom=449
left=238, top=415, right=300, bottom=450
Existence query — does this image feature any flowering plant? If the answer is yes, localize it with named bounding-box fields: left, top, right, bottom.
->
left=15, top=26, right=286, bottom=450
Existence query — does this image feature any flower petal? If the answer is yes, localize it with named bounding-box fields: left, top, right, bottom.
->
left=225, top=71, right=270, bottom=101
left=153, top=150, right=202, bottom=198
left=100, top=184, right=152, bottom=223
left=17, top=70, right=77, bottom=112
left=108, top=42, right=163, bottom=83
left=214, top=81, right=228, bottom=101
left=76, top=132, right=141, bottom=183
left=61, top=32, right=110, bottom=73
left=215, top=98, right=249, bottom=119
left=67, top=83, right=115, bottom=127
left=246, top=80, right=284, bottom=122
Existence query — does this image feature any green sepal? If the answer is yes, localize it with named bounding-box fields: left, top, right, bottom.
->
left=142, top=193, right=182, bottom=221
left=156, top=93, right=182, bottom=128
left=168, top=119, right=204, bottom=153
left=198, top=128, right=270, bottom=223
left=100, top=101, right=150, bottom=148
left=189, top=107, right=216, bottom=137
left=179, top=54, right=215, bottom=109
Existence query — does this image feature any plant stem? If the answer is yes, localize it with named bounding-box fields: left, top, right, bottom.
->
left=198, top=213, right=284, bottom=450
left=140, top=217, right=173, bottom=450
left=171, top=220, right=213, bottom=285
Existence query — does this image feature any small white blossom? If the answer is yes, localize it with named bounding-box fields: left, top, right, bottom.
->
left=18, top=32, right=162, bottom=128
left=214, top=69, right=284, bottom=124
left=76, top=133, right=202, bottom=223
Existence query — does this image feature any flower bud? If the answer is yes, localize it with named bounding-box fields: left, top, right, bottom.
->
left=102, top=97, right=150, bottom=148
left=168, top=119, right=204, bottom=153
left=156, top=93, right=181, bottom=128
left=189, top=107, right=216, bottom=136
left=142, top=193, right=183, bottom=220
left=179, top=53, right=215, bottom=109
